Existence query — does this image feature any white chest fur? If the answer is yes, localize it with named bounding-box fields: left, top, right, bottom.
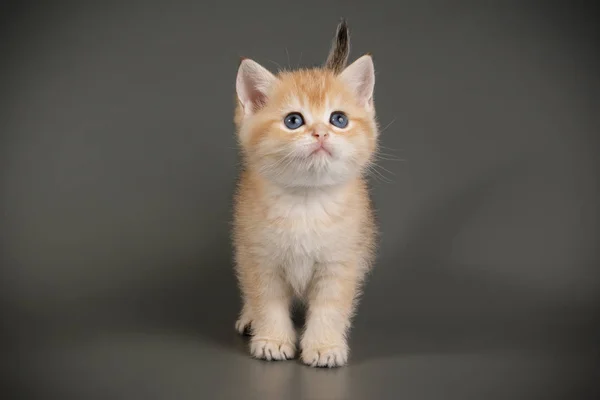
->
left=259, top=186, right=357, bottom=296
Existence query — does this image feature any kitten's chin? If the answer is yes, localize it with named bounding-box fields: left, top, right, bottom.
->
left=261, top=163, right=360, bottom=189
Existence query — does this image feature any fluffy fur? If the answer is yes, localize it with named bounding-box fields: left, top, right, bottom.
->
left=232, top=23, right=378, bottom=368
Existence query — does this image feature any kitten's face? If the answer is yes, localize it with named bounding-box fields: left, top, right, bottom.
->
left=235, top=56, right=377, bottom=188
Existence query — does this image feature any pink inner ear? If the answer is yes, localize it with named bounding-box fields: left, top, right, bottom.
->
left=339, top=55, right=375, bottom=108
left=247, top=89, right=267, bottom=113
left=237, top=75, right=263, bottom=112
left=236, top=59, right=276, bottom=114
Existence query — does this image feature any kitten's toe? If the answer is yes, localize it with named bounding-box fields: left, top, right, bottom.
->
left=301, top=343, right=348, bottom=368
left=250, top=338, right=296, bottom=361
left=235, top=316, right=253, bottom=335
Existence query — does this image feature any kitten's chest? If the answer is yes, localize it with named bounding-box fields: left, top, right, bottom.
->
left=264, top=193, right=349, bottom=262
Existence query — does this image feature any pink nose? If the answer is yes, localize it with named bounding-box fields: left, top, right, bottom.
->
left=312, top=131, right=329, bottom=140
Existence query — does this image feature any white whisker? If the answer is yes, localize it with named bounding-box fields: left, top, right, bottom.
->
left=378, top=144, right=402, bottom=152
left=372, top=162, right=395, bottom=176
left=285, top=48, right=291, bottom=69
left=373, top=153, right=405, bottom=162
left=365, top=166, right=392, bottom=183
left=268, top=59, right=284, bottom=73
left=379, top=118, right=397, bottom=135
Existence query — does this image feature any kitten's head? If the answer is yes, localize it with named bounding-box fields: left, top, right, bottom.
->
left=234, top=21, right=378, bottom=188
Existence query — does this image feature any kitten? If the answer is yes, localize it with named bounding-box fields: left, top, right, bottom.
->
left=232, top=19, right=378, bottom=368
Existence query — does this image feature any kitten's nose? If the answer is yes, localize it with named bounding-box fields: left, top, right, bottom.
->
left=312, top=130, right=329, bottom=140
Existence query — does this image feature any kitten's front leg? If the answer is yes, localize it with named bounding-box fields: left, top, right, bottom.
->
left=300, top=261, right=361, bottom=368
left=237, top=258, right=296, bottom=361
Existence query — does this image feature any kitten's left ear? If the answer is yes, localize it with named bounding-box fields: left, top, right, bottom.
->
left=339, top=54, right=375, bottom=109
left=236, top=58, right=276, bottom=115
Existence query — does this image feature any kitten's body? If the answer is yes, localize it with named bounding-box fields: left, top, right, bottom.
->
left=234, top=171, right=375, bottom=297
left=232, top=21, right=378, bottom=367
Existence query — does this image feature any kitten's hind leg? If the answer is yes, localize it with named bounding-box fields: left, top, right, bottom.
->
left=235, top=303, right=253, bottom=336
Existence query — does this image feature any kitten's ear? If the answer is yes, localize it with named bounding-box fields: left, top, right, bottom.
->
left=236, top=58, right=276, bottom=115
left=339, top=54, right=375, bottom=109
left=325, top=18, right=350, bottom=74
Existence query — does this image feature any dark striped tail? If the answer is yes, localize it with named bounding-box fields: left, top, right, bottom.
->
left=325, top=18, right=350, bottom=74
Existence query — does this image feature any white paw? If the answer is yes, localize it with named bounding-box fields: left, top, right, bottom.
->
left=235, top=315, right=252, bottom=335
left=250, top=338, right=296, bottom=361
left=301, top=343, right=348, bottom=368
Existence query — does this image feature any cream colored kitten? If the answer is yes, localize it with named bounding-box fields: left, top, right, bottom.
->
left=232, top=20, right=378, bottom=368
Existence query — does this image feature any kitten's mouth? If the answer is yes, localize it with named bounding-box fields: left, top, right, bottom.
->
left=310, top=144, right=332, bottom=157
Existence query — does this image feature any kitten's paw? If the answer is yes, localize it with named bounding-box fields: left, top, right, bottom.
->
left=301, top=343, right=349, bottom=368
left=235, top=306, right=254, bottom=335
left=235, top=315, right=252, bottom=335
left=250, top=338, right=296, bottom=361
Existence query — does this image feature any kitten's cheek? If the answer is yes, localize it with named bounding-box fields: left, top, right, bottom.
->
left=329, top=141, right=351, bottom=159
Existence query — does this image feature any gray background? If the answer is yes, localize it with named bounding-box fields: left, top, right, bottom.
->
left=1, top=1, right=599, bottom=399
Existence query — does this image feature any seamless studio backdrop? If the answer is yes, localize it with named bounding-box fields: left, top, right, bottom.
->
left=1, top=1, right=599, bottom=399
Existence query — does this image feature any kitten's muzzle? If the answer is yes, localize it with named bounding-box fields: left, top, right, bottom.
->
left=309, top=140, right=333, bottom=156
left=311, top=130, right=329, bottom=141
left=308, top=125, right=332, bottom=156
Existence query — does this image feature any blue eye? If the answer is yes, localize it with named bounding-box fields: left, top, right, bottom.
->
left=284, top=113, right=304, bottom=129
left=329, top=111, right=348, bottom=128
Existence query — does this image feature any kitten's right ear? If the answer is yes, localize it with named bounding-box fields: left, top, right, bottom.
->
left=236, top=58, right=276, bottom=115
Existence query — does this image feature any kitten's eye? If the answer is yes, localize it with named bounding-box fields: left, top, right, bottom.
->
left=329, top=111, right=349, bottom=128
left=284, top=113, right=304, bottom=130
